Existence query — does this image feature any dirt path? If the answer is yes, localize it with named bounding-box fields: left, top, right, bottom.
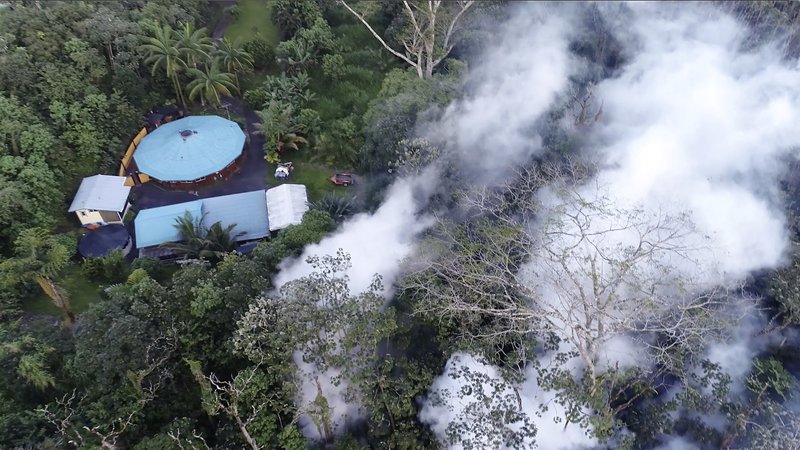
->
left=212, top=0, right=238, bottom=40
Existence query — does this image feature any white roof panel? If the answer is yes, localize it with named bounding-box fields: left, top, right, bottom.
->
left=266, top=184, right=309, bottom=231
left=68, top=175, right=131, bottom=212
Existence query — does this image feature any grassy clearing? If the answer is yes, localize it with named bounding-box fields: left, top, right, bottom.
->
left=24, top=265, right=103, bottom=316
left=225, top=0, right=280, bottom=47
left=267, top=150, right=350, bottom=202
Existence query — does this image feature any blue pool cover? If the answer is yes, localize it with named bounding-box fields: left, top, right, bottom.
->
left=133, top=116, right=245, bottom=182
left=78, top=224, right=130, bottom=258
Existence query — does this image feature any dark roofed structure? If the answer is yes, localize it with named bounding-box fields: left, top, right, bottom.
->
left=78, top=224, right=132, bottom=258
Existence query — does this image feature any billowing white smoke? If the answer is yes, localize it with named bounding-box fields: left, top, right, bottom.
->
left=278, top=3, right=577, bottom=439
left=274, top=171, right=437, bottom=295
left=422, top=2, right=800, bottom=449
left=292, top=351, right=358, bottom=440
left=582, top=2, right=800, bottom=389
left=434, top=4, right=575, bottom=181
left=592, top=3, right=797, bottom=279
left=274, top=170, right=437, bottom=439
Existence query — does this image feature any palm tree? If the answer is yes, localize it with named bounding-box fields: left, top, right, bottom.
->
left=176, top=22, right=213, bottom=69
left=141, top=24, right=187, bottom=108
left=277, top=133, right=309, bottom=152
left=310, top=193, right=355, bottom=223
left=0, top=228, right=74, bottom=327
left=255, top=101, right=308, bottom=157
left=214, top=38, right=254, bottom=89
left=186, top=61, right=238, bottom=107
left=162, top=212, right=243, bottom=262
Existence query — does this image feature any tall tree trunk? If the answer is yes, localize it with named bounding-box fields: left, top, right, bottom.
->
left=231, top=405, right=260, bottom=450
left=106, top=42, right=115, bottom=66
left=35, top=276, right=75, bottom=328
left=172, top=75, right=186, bottom=110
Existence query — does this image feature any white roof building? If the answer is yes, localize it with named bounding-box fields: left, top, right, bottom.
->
left=266, top=184, right=309, bottom=231
left=68, top=175, right=131, bottom=213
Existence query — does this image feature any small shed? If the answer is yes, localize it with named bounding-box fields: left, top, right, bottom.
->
left=78, top=224, right=132, bottom=258
left=68, top=175, right=131, bottom=227
left=266, top=184, right=309, bottom=231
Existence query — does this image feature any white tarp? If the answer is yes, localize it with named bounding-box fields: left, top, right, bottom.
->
left=266, top=184, right=309, bottom=231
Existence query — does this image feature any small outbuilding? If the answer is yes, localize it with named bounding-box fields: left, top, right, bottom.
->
left=78, top=224, right=132, bottom=258
left=68, top=175, right=131, bottom=228
left=266, top=184, right=309, bottom=231
left=146, top=104, right=184, bottom=130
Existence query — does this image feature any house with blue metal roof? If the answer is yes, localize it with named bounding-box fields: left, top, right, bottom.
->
left=132, top=115, right=246, bottom=189
left=134, top=185, right=309, bottom=259
left=135, top=200, right=203, bottom=249
left=134, top=189, right=272, bottom=258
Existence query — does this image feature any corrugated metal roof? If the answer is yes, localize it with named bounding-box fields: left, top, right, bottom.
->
left=134, top=190, right=269, bottom=249
left=68, top=175, right=131, bottom=212
left=202, top=190, right=269, bottom=241
left=266, top=184, right=309, bottom=231
left=134, top=200, right=203, bottom=248
left=133, top=115, right=245, bottom=182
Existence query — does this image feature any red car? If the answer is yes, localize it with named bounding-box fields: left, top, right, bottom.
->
left=330, top=173, right=355, bottom=186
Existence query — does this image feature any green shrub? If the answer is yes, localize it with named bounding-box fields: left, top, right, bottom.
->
left=130, top=257, right=165, bottom=281
left=272, top=0, right=323, bottom=39
left=321, top=53, right=347, bottom=81
left=81, top=249, right=129, bottom=283
left=277, top=210, right=335, bottom=253
left=244, top=38, right=274, bottom=70
left=126, top=268, right=150, bottom=285
left=243, top=87, right=269, bottom=110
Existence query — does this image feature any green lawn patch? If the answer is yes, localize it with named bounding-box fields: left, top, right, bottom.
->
left=225, top=0, right=280, bottom=47
left=24, top=265, right=103, bottom=316
left=267, top=151, right=350, bottom=202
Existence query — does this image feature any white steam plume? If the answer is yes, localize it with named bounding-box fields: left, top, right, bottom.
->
left=433, top=4, right=575, bottom=182
left=590, top=3, right=798, bottom=279
left=278, top=3, right=575, bottom=439
left=422, top=2, right=800, bottom=448
left=274, top=169, right=437, bottom=439
left=416, top=4, right=596, bottom=448
left=274, top=171, right=437, bottom=295
left=419, top=353, right=597, bottom=450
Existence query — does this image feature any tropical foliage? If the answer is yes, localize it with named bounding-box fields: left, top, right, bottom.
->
left=5, top=2, right=800, bottom=450
left=162, top=211, right=244, bottom=262
left=141, top=22, right=248, bottom=109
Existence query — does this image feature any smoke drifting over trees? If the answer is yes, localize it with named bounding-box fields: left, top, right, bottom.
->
left=274, top=2, right=800, bottom=448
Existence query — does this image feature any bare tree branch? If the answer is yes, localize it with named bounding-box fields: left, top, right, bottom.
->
left=338, top=0, right=475, bottom=78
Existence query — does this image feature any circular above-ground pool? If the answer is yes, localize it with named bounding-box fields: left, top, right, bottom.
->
left=133, top=115, right=246, bottom=185
left=78, top=224, right=131, bottom=258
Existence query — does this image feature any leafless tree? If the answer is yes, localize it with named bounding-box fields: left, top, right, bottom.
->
left=742, top=400, right=800, bottom=450
left=406, top=163, right=741, bottom=377
left=39, top=335, right=176, bottom=449
left=167, top=429, right=212, bottom=450
left=338, top=0, right=475, bottom=79
left=187, top=362, right=273, bottom=450
left=568, top=82, right=603, bottom=127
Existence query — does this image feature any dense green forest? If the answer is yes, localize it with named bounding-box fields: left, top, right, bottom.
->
left=2, top=1, right=800, bottom=449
